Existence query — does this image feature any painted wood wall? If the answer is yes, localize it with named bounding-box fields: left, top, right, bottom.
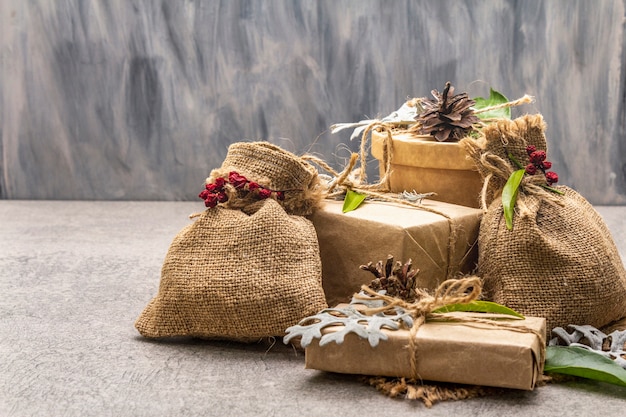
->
left=2, top=0, right=625, bottom=204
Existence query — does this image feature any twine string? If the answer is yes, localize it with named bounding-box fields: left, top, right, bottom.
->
left=354, top=277, right=546, bottom=379
left=473, top=95, right=534, bottom=115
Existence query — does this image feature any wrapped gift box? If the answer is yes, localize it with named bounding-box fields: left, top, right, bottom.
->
left=371, top=131, right=483, bottom=208
left=305, top=314, right=546, bottom=390
left=309, top=199, right=482, bottom=306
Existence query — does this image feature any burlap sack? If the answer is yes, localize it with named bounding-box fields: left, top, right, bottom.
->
left=462, top=114, right=626, bottom=332
left=135, top=198, right=328, bottom=339
left=207, top=142, right=325, bottom=216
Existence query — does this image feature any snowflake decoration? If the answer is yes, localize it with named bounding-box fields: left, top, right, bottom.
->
left=284, top=302, right=412, bottom=349
left=350, top=290, right=414, bottom=328
left=398, top=190, right=436, bottom=204
left=549, top=324, right=626, bottom=369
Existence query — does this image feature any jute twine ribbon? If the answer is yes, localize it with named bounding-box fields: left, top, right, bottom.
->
left=354, top=276, right=546, bottom=380
left=473, top=95, right=534, bottom=117
left=462, top=122, right=564, bottom=213
left=303, top=121, right=397, bottom=200
left=476, top=153, right=563, bottom=214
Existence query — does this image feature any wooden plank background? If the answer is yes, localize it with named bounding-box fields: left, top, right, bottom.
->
left=1, top=0, right=625, bottom=204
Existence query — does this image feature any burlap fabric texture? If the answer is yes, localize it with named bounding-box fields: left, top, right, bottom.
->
left=207, top=141, right=325, bottom=216
left=135, top=198, right=328, bottom=339
left=462, top=114, right=626, bottom=332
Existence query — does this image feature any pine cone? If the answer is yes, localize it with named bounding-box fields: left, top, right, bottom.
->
left=360, top=255, right=420, bottom=302
left=416, top=82, right=480, bottom=142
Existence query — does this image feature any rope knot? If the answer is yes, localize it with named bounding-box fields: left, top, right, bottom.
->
left=356, top=276, right=482, bottom=321
left=354, top=276, right=544, bottom=381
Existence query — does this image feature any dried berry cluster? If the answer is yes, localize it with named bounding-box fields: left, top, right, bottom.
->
left=415, top=82, right=480, bottom=142
left=524, top=145, right=558, bottom=186
left=361, top=255, right=420, bottom=303
left=198, top=171, right=285, bottom=208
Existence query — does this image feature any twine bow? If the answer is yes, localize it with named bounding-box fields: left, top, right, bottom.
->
left=475, top=150, right=565, bottom=219
left=303, top=121, right=399, bottom=201
left=354, top=277, right=546, bottom=380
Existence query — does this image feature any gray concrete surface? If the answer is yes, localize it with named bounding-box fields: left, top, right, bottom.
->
left=1, top=200, right=625, bottom=416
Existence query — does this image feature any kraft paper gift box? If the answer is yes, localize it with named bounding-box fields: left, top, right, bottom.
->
left=304, top=314, right=546, bottom=390
left=371, top=131, right=483, bottom=208
left=309, top=199, right=482, bottom=306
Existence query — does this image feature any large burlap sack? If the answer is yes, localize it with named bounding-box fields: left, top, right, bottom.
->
left=206, top=142, right=325, bottom=216
left=462, top=114, right=626, bottom=332
left=135, top=198, right=328, bottom=339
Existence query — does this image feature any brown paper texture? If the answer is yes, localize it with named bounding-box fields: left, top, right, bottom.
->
left=305, top=315, right=546, bottom=390
left=371, top=132, right=484, bottom=208
left=309, top=200, right=482, bottom=306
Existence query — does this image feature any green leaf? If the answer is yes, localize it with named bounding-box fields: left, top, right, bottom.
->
left=502, top=169, right=525, bottom=230
left=473, top=88, right=511, bottom=120
left=541, top=184, right=566, bottom=195
left=342, top=189, right=367, bottom=213
left=545, top=346, right=626, bottom=387
left=432, top=301, right=525, bottom=319
left=507, top=152, right=524, bottom=170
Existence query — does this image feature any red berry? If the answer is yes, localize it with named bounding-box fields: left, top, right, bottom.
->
left=526, top=145, right=537, bottom=156
left=545, top=171, right=559, bottom=185
left=541, top=161, right=552, bottom=170
left=204, top=193, right=219, bottom=208
left=199, top=189, right=210, bottom=200
left=247, top=181, right=260, bottom=191
left=529, top=150, right=547, bottom=164
left=525, top=164, right=537, bottom=175
left=258, top=188, right=272, bottom=199
left=214, top=177, right=226, bottom=188
left=228, top=172, right=248, bottom=189
left=206, top=183, right=218, bottom=192
left=217, top=192, right=228, bottom=203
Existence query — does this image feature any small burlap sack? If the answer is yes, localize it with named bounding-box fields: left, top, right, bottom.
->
left=135, top=198, right=328, bottom=339
left=461, top=114, right=626, bottom=332
left=207, top=142, right=325, bottom=216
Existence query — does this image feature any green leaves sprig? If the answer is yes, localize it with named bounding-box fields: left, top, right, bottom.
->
left=342, top=189, right=367, bottom=213
left=503, top=152, right=564, bottom=230
left=545, top=346, right=626, bottom=387
left=432, top=300, right=525, bottom=318
left=502, top=169, right=525, bottom=230
left=473, top=88, right=511, bottom=120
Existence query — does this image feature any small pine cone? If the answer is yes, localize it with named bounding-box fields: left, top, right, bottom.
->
left=361, top=256, right=420, bottom=302
left=415, top=82, right=480, bottom=142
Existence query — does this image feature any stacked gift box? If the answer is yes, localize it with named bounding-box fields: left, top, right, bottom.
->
left=136, top=83, right=626, bottom=401
left=286, top=85, right=626, bottom=394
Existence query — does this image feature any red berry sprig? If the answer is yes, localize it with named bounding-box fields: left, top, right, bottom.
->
left=524, top=145, right=558, bottom=186
left=199, top=171, right=288, bottom=208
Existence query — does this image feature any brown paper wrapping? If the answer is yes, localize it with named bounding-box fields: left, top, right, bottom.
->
left=309, top=200, right=482, bottom=306
left=371, top=131, right=483, bottom=208
left=305, top=314, right=546, bottom=390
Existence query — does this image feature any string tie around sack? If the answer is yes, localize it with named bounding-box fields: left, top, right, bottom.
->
left=206, top=141, right=326, bottom=216
left=354, top=277, right=546, bottom=381
left=461, top=115, right=566, bottom=214
left=475, top=151, right=564, bottom=214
